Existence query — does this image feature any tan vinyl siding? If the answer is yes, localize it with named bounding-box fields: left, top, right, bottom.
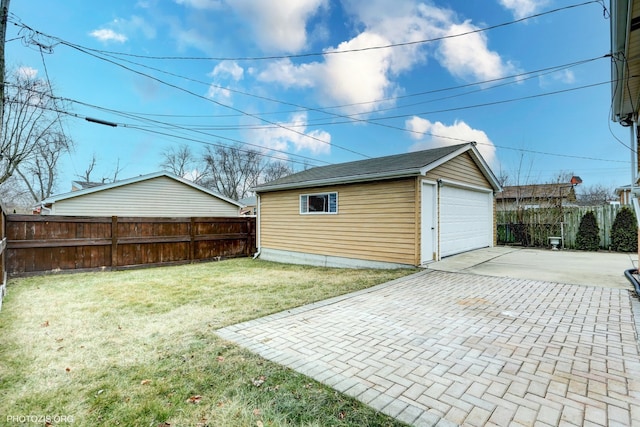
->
left=259, top=178, right=417, bottom=265
left=424, top=152, right=491, bottom=187
left=50, top=176, right=240, bottom=217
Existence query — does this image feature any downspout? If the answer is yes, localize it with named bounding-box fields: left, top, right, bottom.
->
left=252, top=193, right=261, bottom=259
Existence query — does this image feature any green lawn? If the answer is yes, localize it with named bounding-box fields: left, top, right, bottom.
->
left=0, top=258, right=417, bottom=426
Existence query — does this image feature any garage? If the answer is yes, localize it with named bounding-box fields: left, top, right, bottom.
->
left=254, top=142, right=501, bottom=269
left=439, top=184, right=493, bottom=258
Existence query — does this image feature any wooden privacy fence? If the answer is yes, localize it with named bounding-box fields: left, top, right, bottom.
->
left=6, top=215, right=256, bottom=277
left=0, top=204, right=6, bottom=309
left=497, top=205, right=623, bottom=249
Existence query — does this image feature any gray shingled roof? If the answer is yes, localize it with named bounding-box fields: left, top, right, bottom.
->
left=255, top=143, right=471, bottom=192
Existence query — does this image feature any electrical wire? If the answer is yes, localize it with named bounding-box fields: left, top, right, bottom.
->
left=31, top=1, right=600, bottom=62
left=5, top=81, right=629, bottom=166
left=2, top=82, right=329, bottom=169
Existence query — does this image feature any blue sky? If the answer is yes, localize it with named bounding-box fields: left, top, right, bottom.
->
left=5, top=0, right=631, bottom=195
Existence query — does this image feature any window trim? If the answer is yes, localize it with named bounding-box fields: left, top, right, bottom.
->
left=300, top=192, right=338, bottom=215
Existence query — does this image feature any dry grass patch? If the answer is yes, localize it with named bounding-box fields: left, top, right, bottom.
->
left=0, top=258, right=416, bottom=426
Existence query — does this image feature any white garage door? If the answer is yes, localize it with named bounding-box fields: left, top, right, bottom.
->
left=440, top=184, right=493, bottom=257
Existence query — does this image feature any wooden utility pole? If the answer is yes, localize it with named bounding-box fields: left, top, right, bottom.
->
left=0, top=0, right=10, bottom=136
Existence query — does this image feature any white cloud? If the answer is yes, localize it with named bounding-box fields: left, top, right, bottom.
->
left=539, top=69, right=575, bottom=87
left=257, top=1, right=518, bottom=115
left=227, top=0, right=328, bottom=52
left=257, top=59, right=317, bottom=89
left=173, top=27, right=215, bottom=52
left=498, top=0, right=549, bottom=20
left=90, top=16, right=155, bottom=44
left=89, top=29, right=128, bottom=43
left=437, top=20, right=519, bottom=82
left=206, top=85, right=232, bottom=102
left=246, top=113, right=331, bottom=155
left=16, top=66, right=38, bottom=80
left=406, top=116, right=497, bottom=168
left=210, top=61, right=244, bottom=81
left=257, top=30, right=414, bottom=115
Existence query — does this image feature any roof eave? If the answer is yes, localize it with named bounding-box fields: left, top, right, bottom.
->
left=253, top=169, right=422, bottom=193
left=611, top=0, right=634, bottom=121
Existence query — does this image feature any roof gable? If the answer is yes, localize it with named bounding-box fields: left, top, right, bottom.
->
left=254, top=143, right=500, bottom=192
left=39, top=171, right=243, bottom=208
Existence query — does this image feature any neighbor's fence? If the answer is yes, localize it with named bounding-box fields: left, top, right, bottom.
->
left=0, top=204, right=6, bottom=309
left=497, top=205, right=622, bottom=249
left=5, top=215, right=256, bottom=277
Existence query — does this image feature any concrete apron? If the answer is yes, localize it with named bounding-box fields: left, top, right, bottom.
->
left=427, top=246, right=638, bottom=289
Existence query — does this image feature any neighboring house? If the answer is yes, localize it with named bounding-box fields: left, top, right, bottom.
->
left=615, top=184, right=634, bottom=205
left=252, top=143, right=501, bottom=269
left=34, top=171, right=243, bottom=217
left=496, top=180, right=580, bottom=210
left=71, top=180, right=104, bottom=191
left=239, top=196, right=257, bottom=216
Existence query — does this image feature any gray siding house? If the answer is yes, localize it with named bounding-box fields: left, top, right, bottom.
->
left=35, top=171, right=242, bottom=217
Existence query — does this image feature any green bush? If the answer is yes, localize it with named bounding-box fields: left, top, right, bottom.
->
left=576, top=211, right=600, bottom=251
left=611, top=207, right=638, bottom=252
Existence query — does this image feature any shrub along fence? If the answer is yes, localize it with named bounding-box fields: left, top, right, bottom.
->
left=497, top=205, right=622, bottom=249
left=5, top=214, right=256, bottom=277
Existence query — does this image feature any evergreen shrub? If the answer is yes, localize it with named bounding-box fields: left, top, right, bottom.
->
left=575, top=211, right=600, bottom=251
left=611, top=206, right=638, bottom=252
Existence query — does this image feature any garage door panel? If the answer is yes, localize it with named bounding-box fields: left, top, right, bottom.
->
left=440, top=185, right=492, bottom=257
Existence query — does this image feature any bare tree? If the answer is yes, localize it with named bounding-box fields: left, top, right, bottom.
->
left=262, top=160, right=294, bottom=183
left=75, top=153, right=124, bottom=185
left=577, top=184, right=616, bottom=206
left=200, top=144, right=295, bottom=200
left=0, top=69, right=60, bottom=185
left=76, top=153, right=98, bottom=183
left=0, top=68, right=74, bottom=206
left=15, top=131, right=71, bottom=201
left=160, top=144, right=206, bottom=183
left=202, top=145, right=263, bottom=200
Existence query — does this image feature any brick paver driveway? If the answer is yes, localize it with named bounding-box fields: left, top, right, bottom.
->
left=217, top=270, right=640, bottom=426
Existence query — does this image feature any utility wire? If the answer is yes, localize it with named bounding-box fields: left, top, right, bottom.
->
left=8, top=17, right=369, bottom=159
left=5, top=81, right=629, bottom=165
left=3, top=82, right=329, bottom=168
left=37, top=1, right=599, bottom=62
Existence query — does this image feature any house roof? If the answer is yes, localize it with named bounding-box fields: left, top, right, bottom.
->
left=38, top=171, right=243, bottom=208
left=72, top=180, right=104, bottom=190
left=254, top=143, right=501, bottom=192
left=496, top=183, right=576, bottom=201
left=239, top=196, right=257, bottom=206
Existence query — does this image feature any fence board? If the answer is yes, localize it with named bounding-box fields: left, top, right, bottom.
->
left=0, top=204, right=6, bottom=310
left=6, top=215, right=256, bottom=276
left=497, top=205, right=629, bottom=249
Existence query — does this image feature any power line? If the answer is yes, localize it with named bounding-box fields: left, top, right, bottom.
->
left=3, top=82, right=329, bottom=168
left=32, top=1, right=599, bottom=62
left=7, top=81, right=629, bottom=166
left=7, top=17, right=370, bottom=159
left=85, top=55, right=606, bottom=123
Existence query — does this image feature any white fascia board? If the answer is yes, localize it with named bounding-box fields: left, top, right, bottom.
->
left=253, top=169, right=422, bottom=192
left=611, top=0, right=632, bottom=120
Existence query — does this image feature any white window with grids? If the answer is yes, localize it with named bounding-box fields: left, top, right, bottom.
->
left=300, top=192, right=338, bottom=214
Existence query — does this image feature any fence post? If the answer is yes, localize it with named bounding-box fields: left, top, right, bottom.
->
left=189, top=217, right=196, bottom=262
left=111, top=216, right=118, bottom=269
